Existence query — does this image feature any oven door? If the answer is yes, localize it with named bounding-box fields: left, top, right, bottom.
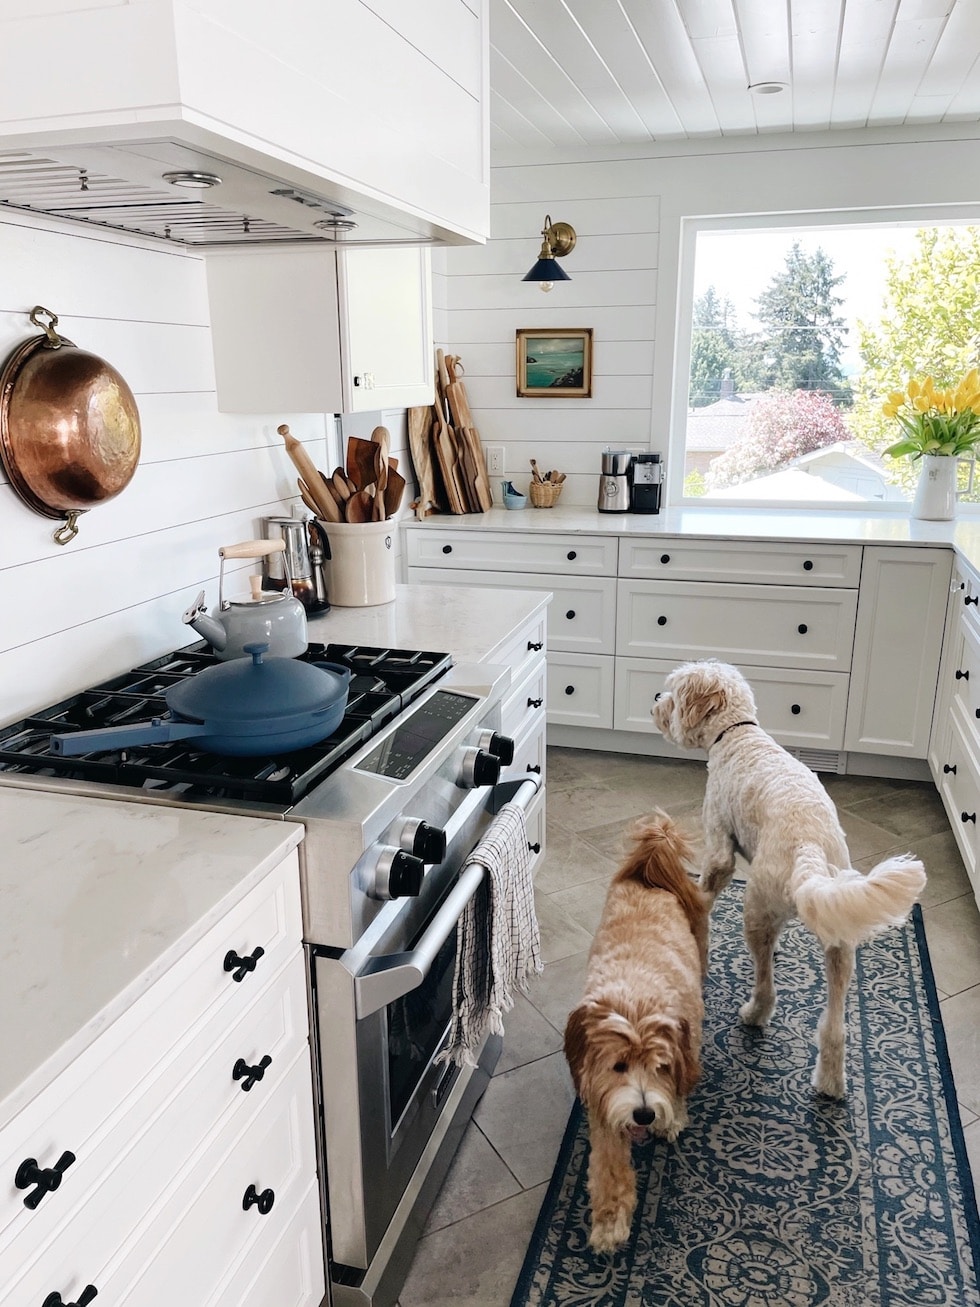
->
left=310, top=775, right=540, bottom=1289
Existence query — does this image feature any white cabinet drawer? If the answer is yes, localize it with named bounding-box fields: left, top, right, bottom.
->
left=614, top=658, right=849, bottom=748
left=0, top=852, right=302, bottom=1255
left=1, top=953, right=311, bottom=1290
left=411, top=568, right=615, bottom=655
left=502, top=711, right=546, bottom=788
left=547, top=654, right=615, bottom=729
left=406, top=529, right=617, bottom=575
left=950, top=617, right=980, bottom=731
left=500, top=656, right=547, bottom=742
left=616, top=580, right=857, bottom=671
left=618, top=537, right=862, bottom=587
left=525, top=790, right=547, bottom=878
left=487, top=609, right=547, bottom=687
left=210, top=1177, right=324, bottom=1307
left=938, top=711, right=980, bottom=895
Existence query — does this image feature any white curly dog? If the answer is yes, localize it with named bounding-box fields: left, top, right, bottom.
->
left=652, top=659, right=927, bottom=1099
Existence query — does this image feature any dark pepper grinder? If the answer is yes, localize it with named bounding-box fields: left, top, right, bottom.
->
left=630, top=452, right=663, bottom=514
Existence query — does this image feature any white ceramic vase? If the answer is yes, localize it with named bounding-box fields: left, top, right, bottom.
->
left=911, top=454, right=958, bottom=521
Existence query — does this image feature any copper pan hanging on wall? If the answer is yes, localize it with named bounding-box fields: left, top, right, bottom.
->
left=0, top=305, right=141, bottom=545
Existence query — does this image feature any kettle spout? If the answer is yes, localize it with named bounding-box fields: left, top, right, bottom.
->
left=181, top=590, right=227, bottom=651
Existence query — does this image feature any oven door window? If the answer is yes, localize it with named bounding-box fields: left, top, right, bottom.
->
left=386, top=927, right=456, bottom=1129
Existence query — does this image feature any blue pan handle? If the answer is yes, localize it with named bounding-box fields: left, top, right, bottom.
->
left=49, top=718, right=207, bottom=756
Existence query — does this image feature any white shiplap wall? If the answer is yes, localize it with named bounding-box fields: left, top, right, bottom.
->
left=438, top=127, right=980, bottom=509
left=0, top=211, right=411, bottom=726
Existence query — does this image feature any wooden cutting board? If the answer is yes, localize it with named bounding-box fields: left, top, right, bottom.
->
left=407, top=405, right=442, bottom=516
left=460, top=426, right=493, bottom=511
left=432, top=403, right=467, bottom=513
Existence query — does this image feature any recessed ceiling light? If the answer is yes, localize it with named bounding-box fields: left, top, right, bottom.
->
left=162, top=170, right=222, bottom=189
left=748, top=81, right=788, bottom=95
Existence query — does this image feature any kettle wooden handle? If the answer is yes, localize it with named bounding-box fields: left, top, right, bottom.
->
left=218, top=539, right=286, bottom=559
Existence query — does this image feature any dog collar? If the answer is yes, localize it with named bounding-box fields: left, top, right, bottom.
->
left=711, top=720, right=758, bottom=747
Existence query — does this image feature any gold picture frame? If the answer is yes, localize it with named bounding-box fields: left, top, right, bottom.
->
left=516, top=327, right=593, bottom=398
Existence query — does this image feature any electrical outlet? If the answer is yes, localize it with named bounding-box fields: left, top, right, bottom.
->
left=485, top=445, right=505, bottom=475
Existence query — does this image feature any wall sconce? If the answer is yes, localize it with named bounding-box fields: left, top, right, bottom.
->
left=522, top=214, right=576, bottom=293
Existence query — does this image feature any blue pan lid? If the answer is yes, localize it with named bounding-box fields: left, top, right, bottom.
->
left=168, top=644, right=351, bottom=725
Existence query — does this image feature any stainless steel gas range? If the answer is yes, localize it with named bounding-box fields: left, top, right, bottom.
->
left=0, top=640, right=541, bottom=1307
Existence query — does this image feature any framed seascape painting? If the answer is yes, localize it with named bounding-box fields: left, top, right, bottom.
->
left=516, top=327, right=593, bottom=398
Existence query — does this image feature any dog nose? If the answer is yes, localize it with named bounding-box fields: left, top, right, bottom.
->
left=632, top=1107, right=655, bottom=1126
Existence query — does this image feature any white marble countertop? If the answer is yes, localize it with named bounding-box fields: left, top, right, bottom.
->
left=401, top=505, right=980, bottom=574
left=0, top=789, right=303, bottom=1131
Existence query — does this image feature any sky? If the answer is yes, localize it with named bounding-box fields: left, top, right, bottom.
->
left=693, top=224, right=927, bottom=375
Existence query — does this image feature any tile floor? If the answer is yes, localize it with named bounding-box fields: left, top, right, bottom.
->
left=396, top=746, right=980, bottom=1307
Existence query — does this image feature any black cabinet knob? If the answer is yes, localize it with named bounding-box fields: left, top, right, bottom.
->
left=660, top=554, right=670, bottom=564
left=565, top=609, right=576, bottom=620
left=567, top=550, right=577, bottom=560
left=797, top=623, right=808, bottom=635
left=962, top=811, right=976, bottom=824
left=527, top=640, right=543, bottom=651
left=42, top=1288, right=97, bottom=1307
left=16, top=1151, right=76, bottom=1209
left=527, top=697, right=543, bottom=708
left=224, top=947, right=264, bottom=982
left=526, top=763, right=542, bottom=774
left=967, top=594, right=979, bottom=606
left=803, top=559, right=814, bottom=571
left=564, top=685, right=575, bottom=695
left=657, top=615, right=667, bottom=626
left=232, top=1055, right=272, bottom=1092
left=944, top=763, right=957, bottom=774
left=956, top=669, right=970, bottom=681
left=243, top=1184, right=275, bottom=1214
left=442, top=544, right=453, bottom=554
left=528, top=842, right=541, bottom=854
left=791, top=704, right=801, bottom=715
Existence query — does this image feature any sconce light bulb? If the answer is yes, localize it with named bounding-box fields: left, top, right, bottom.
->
left=539, top=281, right=554, bottom=293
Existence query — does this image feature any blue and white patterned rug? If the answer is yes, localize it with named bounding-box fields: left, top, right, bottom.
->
left=511, top=887, right=980, bottom=1306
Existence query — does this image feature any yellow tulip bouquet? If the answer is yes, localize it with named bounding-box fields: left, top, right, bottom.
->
left=882, top=370, right=980, bottom=459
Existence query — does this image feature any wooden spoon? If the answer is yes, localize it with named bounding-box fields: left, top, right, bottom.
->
left=345, top=488, right=373, bottom=522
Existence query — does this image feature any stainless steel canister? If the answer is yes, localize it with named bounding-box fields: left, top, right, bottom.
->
left=263, top=515, right=317, bottom=609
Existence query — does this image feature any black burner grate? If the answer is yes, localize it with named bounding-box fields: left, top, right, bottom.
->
left=0, top=643, right=452, bottom=806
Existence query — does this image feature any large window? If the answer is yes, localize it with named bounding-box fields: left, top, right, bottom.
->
left=676, top=214, right=980, bottom=510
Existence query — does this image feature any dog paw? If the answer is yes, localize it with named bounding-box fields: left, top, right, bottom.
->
left=812, top=1061, right=846, bottom=1100
left=739, top=997, right=774, bottom=1026
left=590, top=1213, right=631, bottom=1253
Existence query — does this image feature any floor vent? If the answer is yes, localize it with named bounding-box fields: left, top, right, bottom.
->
left=788, top=747, right=847, bottom=774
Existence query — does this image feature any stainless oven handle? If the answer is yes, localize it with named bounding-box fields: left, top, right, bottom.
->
left=354, top=775, right=541, bottom=1019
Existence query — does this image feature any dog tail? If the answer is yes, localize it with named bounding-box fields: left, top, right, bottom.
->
left=616, top=811, right=709, bottom=963
left=791, top=845, right=927, bottom=947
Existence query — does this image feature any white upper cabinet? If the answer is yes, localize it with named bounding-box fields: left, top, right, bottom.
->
left=206, top=245, right=434, bottom=413
left=0, top=0, right=489, bottom=246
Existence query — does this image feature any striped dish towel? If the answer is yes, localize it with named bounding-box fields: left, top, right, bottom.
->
left=438, top=801, right=543, bottom=1068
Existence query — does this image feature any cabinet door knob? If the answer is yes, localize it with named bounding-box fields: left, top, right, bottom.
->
left=442, top=544, right=453, bottom=555
left=956, top=669, right=970, bottom=681
left=962, top=811, right=977, bottom=824
left=526, top=763, right=542, bottom=774
left=243, top=1184, right=275, bottom=1214
left=803, top=559, right=814, bottom=571
left=528, top=842, right=541, bottom=854
left=564, top=685, right=575, bottom=696
left=233, top=1055, right=272, bottom=1092
left=657, top=615, right=667, bottom=626
left=660, top=554, right=670, bottom=564
left=797, top=623, right=808, bottom=635
left=967, top=594, right=979, bottom=606
left=565, top=609, right=576, bottom=620
left=944, top=763, right=957, bottom=774
left=527, top=697, right=543, bottom=708
left=224, top=947, right=264, bottom=982
left=527, top=640, right=543, bottom=652
left=566, top=550, right=577, bottom=561
left=42, top=1287, right=97, bottom=1307
left=790, top=704, right=801, bottom=715
left=16, top=1151, right=76, bottom=1209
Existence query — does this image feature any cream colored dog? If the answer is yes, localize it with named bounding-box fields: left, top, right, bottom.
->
left=652, top=659, right=927, bottom=1100
left=564, top=811, right=708, bottom=1253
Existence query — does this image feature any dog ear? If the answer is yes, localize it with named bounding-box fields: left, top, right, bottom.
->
left=677, top=674, right=727, bottom=731
left=671, top=1017, right=701, bottom=1097
left=563, top=1005, right=590, bottom=1095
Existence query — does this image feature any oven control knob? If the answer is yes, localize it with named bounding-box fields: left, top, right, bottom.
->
left=476, top=730, right=516, bottom=766
left=371, top=847, right=425, bottom=900
left=460, top=747, right=501, bottom=789
left=398, top=818, right=448, bottom=865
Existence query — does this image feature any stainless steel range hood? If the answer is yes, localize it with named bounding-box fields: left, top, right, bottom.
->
left=0, top=139, right=437, bottom=249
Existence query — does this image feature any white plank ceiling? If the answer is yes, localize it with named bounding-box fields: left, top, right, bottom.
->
left=489, top=0, right=980, bottom=152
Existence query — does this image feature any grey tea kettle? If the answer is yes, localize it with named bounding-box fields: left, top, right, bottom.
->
left=182, top=539, right=308, bottom=660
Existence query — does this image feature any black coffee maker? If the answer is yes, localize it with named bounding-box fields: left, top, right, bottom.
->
left=630, top=453, right=663, bottom=514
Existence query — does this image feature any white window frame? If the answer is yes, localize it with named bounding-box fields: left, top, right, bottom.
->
left=668, top=204, right=980, bottom=514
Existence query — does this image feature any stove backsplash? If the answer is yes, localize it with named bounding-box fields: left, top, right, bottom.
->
left=0, top=211, right=409, bottom=729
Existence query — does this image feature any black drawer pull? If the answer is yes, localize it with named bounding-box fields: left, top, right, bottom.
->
left=442, top=544, right=453, bottom=554
left=975, top=708, right=980, bottom=720
left=567, top=550, right=577, bottom=560
left=16, top=1152, right=76, bottom=1210
left=944, top=763, right=957, bottom=774
left=224, top=946, right=264, bottom=982
left=565, top=609, right=576, bottom=620
left=962, top=812, right=977, bottom=824
left=660, top=553, right=670, bottom=564
left=967, top=594, right=979, bottom=607
left=797, top=623, right=808, bottom=635
left=803, top=559, right=814, bottom=571
left=528, top=842, right=541, bottom=854
left=527, top=697, right=543, bottom=708
left=42, top=1287, right=97, bottom=1307
left=564, top=685, right=575, bottom=696
left=233, top=1055, right=272, bottom=1092
left=956, top=669, right=970, bottom=681
left=657, top=615, right=667, bottom=626
left=526, top=763, right=542, bottom=773
left=528, top=640, right=543, bottom=652
left=243, top=1184, right=275, bottom=1214
left=790, top=704, right=801, bottom=715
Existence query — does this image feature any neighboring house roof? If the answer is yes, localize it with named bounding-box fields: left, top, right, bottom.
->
left=702, top=466, right=865, bottom=501
left=685, top=394, right=760, bottom=453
